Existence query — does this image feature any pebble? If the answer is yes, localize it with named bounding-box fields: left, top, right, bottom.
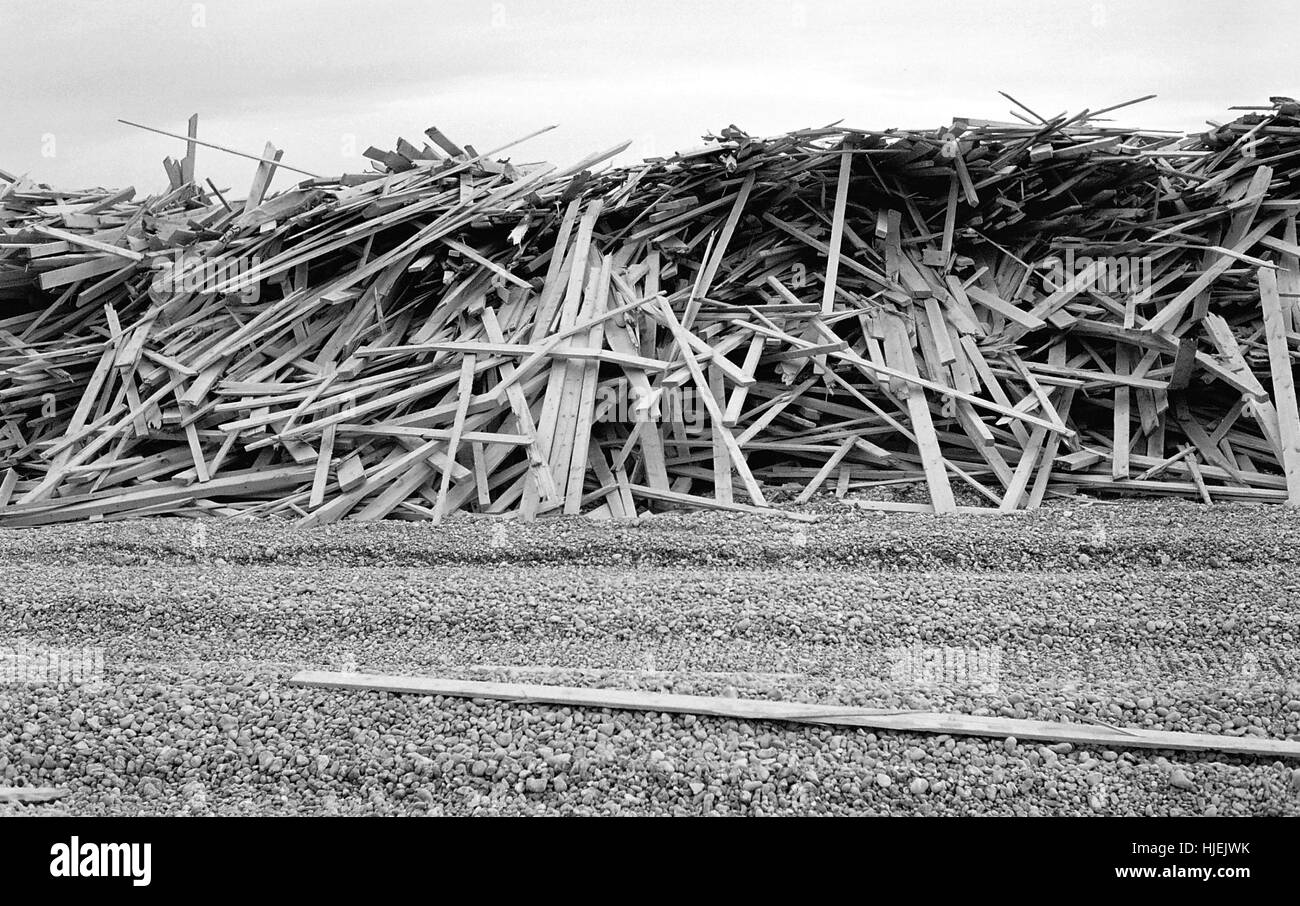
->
left=0, top=507, right=1294, bottom=817
left=1169, top=769, right=1196, bottom=792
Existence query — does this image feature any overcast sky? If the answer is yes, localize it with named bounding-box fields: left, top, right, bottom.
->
left=3, top=0, right=1293, bottom=195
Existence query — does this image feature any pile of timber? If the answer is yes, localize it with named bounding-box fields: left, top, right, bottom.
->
left=3, top=96, right=1300, bottom=527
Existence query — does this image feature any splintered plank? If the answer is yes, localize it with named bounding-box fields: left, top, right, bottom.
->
left=290, top=672, right=1300, bottom=760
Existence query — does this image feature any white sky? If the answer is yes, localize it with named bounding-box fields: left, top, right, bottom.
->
left=3, top=0, right=1294, bottom=195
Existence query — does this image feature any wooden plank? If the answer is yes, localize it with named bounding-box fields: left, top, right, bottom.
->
left=656, top=296, right=767, bottom=505
left=32, top=226, right=144, bottom=262
left=1259, top=265, right=1300, bottom=505
left=1000, top=424, right=1048, bottom=512
left=1, top=464, right=313, bottom=528
left=309, top=421, right=336, bottom=509
left=1186, top=453, right=1214, bottom=504
left=10, top=108, right=1300, bottom=526
left=481, top=307, right=560, bottom=504
left=881, top=314, right=956, bottom=512
left=525, top=202, right=602, bottom=516
left=1112, top=345, right=1132, bottom=479
left=685, top=171, right=756, bottom=328
left=940, top=173, right=958, bottom=264
left=965, top=284, right=1045, bottom=330
left=290, top=672, right=1300, bottom=760
left=563, top=261, right=611, bottom=514
left=0, top=468, right=18, bottom=509
left=820, top=143, right=853, bottom=315
left=794, top=436, right=857, bottom=504
left=332, top=454, right=369, bottom=499
left=1027, top=389, right=1075, bottom=509
left=183, top=421, right=210, bottom=483
left=739, top=318, right=1069, bottom=436
left=182, top=113, right=199, bottom=184
left=0, top=786, right=69, bottom=804
left=1145, top=214, right=1284, bottom=333
left=923, top=295, right=958, bottom=365
left=37, top=255, right=124, bottom=290
left=470, top=442, right=492, bottom=508
left=242, top=142, right=283, bottom=214
left=722, top=333, right=765, bottom=426
left=1279, top=215, right=1300, bottom=331
left=433, top=354, right=477, bottom=522
left=709, top=363, right=733, bottom=504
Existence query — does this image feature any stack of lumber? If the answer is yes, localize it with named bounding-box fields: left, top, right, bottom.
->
left=4, top=96, right=1300, bottom=526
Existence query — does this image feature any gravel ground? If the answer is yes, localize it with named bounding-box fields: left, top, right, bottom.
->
left=1, top=497, right=1299, bottom=816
